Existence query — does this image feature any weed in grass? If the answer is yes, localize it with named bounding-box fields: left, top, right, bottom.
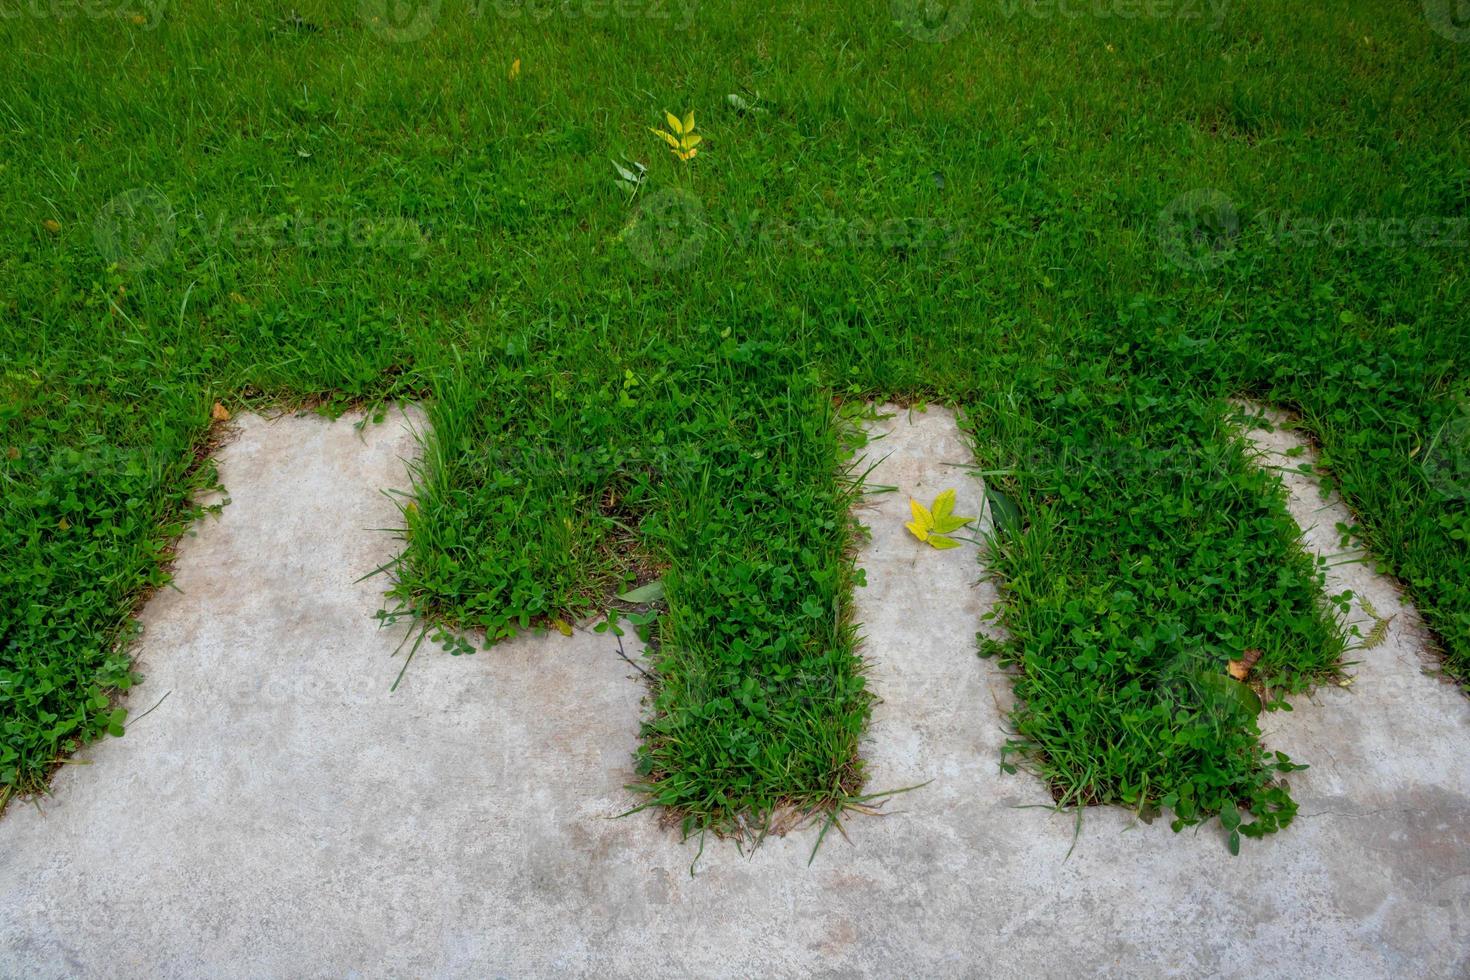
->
left=650, top=110, right=701, bottom=162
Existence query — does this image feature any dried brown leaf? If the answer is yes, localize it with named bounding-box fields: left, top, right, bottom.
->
left=1226, top=647, right=1263, bottom=681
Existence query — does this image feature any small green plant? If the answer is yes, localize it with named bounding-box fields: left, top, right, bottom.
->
left=905, top=488, right=974, bottom=549
left=1358, top=595, right=1394, bottom=650
left=650, top=110, right=701, bottom=161
left=611, top=157, right=647, bottom=199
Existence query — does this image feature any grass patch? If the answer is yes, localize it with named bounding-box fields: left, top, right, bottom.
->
left=1, top=1, right=1466, bottom=847
left=971, top=370, right=1346, bottom=838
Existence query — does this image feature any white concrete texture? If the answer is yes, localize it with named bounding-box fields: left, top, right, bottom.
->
left=0, top=403, right=1466, bottom=978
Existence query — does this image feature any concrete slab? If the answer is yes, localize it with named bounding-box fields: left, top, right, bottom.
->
left=0, top=404, right=1466, bottom=978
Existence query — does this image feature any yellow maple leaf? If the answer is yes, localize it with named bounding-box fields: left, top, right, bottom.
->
left=906, top=489, right=975, bottom=549
left=905, top=498, right=933, bottom=542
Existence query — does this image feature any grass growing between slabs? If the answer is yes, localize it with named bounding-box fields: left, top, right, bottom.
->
left=384, top=345, right=876, bottom=830
left=1, top=1, right=1467, bottom=847
left=971, top=367, right=1347, bottom=843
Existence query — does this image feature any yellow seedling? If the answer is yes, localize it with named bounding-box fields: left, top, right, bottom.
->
left=508, top=58, right=520, bottom=82
left=905, top=488, right=974, bottom=550
left=651, top=110, right=701, bottom=161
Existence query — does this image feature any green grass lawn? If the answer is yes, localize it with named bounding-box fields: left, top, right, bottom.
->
left=2, top=1, right=1467, bottom=848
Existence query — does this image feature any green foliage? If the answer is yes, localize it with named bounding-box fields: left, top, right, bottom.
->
left=970, top=368, right=1346, bottom=840
left=1, top=1, right=1466, bottom=852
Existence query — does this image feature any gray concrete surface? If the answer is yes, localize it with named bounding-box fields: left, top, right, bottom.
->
left=0, top=403, right=1466, bottom=978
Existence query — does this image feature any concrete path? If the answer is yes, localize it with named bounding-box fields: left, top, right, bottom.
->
left=0, top=404, right=1466, bottom=978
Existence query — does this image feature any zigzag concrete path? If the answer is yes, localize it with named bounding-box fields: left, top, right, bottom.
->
left=1, top=405, right=1466, bottom=978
